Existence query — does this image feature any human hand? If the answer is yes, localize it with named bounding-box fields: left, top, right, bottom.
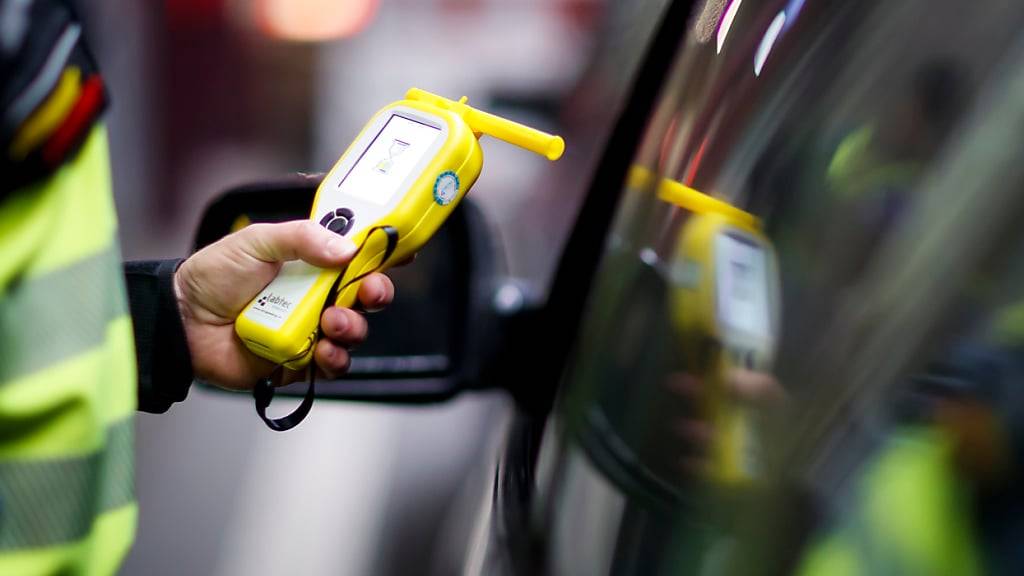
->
left=174, top=220, right=395, bottom=390
left=663, top=368, right=784, bottom=478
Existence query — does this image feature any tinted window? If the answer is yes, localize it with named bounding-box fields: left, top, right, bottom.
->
left=538, top=1, right=1024, bottom=574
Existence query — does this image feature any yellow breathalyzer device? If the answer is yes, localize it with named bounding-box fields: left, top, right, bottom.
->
left=236, top=88, right=564, bottom=375
left=660, top=178, right=780, bottom=484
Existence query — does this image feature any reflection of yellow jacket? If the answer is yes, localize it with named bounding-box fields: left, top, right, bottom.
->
left=0, top=127, right=137, bottom=575
left=798, top=428, right=982, bottom=576
left=825, top=125, right=920, bottom=201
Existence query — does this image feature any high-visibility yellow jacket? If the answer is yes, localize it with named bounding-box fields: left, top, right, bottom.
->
left=0, top=125, right=137, bottom=575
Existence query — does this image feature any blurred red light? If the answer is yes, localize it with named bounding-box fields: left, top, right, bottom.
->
left=256, top=0, right=379, bottom=41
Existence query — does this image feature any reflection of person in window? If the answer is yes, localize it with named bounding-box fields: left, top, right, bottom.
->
left=819, top=59, right=969, bottom=285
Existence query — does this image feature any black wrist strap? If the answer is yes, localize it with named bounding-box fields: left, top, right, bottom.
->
left=252, top=225, right=400, bottom=431
left=253, top=366, right=317, bottom=432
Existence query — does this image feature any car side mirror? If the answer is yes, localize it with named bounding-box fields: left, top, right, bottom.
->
left=193, top=175, right=500, bottom=402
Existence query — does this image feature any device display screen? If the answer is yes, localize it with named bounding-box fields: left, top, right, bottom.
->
left=715, top=233, right=771, bottom=340
left=337, top=114, right=442, bottom=205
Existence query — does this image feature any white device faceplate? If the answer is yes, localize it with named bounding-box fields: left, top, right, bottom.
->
left=315, top=106, right=448, bottom=239
left=714, top=230, right=777, bottom=367
left=243, top=106, right=449, bottom=331
left=244, top=260, right=322, bottom=331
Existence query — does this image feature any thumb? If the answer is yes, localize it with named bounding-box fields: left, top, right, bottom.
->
left=238, top=220, right=357, bottom=268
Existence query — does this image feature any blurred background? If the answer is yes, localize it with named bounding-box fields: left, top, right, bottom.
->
left=73, top=1, right=661, bottom=574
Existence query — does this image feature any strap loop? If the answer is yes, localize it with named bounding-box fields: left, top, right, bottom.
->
left=253, top=367, right=316, bottom=432
left=252, top=225, right=400, bottom=431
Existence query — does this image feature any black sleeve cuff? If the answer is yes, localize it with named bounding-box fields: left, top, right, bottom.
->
left=124, top=259, right=194, bottom=413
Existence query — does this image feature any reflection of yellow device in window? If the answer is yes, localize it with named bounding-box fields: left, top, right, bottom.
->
left=661, top=178, right=780, bottom=484
left=236, top=88, right=564, bottom=370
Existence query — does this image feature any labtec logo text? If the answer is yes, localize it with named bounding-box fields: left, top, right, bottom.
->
left=258, top=294, right=293, bottom=310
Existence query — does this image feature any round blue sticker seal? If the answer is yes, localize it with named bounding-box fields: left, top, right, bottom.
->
left=434, top=171, right=460, bottom=206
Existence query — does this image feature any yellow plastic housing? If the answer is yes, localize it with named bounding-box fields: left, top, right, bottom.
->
left=235, top=89, right=563, bottom=370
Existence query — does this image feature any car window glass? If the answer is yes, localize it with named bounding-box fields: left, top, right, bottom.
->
left=542, top=0, right=1024, bottom=573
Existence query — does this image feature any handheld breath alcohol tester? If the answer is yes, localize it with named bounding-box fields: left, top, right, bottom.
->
left=240, top=88, right=564, bottom=431
left=660, top=178, right=780, bottom=484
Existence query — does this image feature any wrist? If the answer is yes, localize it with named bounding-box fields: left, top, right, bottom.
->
left=172, top=261, right=204, bottom=379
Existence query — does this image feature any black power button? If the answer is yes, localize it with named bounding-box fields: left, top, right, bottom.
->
left=320, top=207, right=355, bottom=236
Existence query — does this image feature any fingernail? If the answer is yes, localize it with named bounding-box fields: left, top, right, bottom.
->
left=327, top=237, right=356, bottom=260
left=332, top=312, right=348, bottom=334
left=367, top=278, right=388, bottom=311
left=320, top=356, right=337, bottom=379
left=364, top=297, right=386, bottom=314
